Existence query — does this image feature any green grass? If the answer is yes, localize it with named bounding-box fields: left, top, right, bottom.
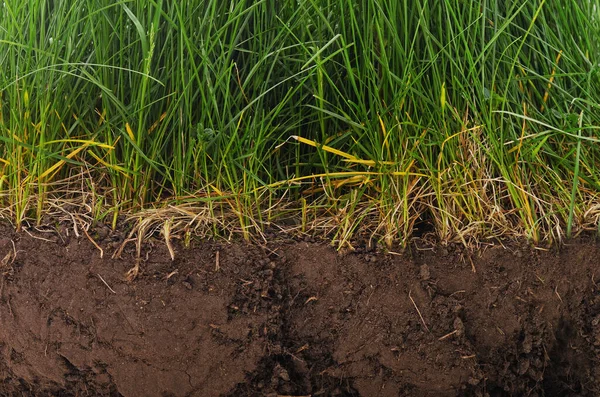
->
left=0, top=0, right=599, bottom=247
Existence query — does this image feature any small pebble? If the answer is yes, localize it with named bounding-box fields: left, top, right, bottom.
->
left=468, top=377, right=480, bottom=385
left=278, top=368, right=290, bottom=382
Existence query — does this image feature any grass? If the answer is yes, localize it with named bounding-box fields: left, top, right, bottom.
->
left=0, top=0, right=599, bottom=249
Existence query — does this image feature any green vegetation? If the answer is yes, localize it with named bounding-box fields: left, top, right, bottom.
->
left=0, top=0, right=599, bottom=247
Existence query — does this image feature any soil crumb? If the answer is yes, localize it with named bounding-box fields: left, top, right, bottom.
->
left=0, top=223, right=598, bottom=396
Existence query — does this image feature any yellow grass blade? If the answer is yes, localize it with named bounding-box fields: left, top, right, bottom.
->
left=44, top=139, right=114, bottom=150
left=331, top=175, right=370, bottom=189
left=440, top=82, right=446, bottom=112
left=88, top=150, right=131, bottom=176
left=292, top=135, right=395, bottom=166
left=379, top=114, right=390, bottom=154
left=98, top=108, right=106, bottom=126
left=343, top=158, right=395, bottom=166
left=35, top=144, right=89, bottom=182
left=125, top=122, right=135, bottom=143
left=148, top=112, right=167, bottom=134
left=292, top=135, right=358, bottom=161
left=208, top=183, right=224, bottom=196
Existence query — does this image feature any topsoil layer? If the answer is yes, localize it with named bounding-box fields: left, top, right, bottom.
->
left=0, top=222, right=599, bottom=397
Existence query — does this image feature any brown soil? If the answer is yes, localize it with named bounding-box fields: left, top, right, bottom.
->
left=0, top=221, right=598, bottom=397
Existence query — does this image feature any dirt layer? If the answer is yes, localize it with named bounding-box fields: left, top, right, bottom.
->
left=0, top=222, right=599, bottom=396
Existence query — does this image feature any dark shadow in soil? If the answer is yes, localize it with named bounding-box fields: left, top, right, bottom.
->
left=0, top=221, right=598, bottom=396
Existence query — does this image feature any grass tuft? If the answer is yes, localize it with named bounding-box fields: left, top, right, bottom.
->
left=0, top=0, right=599, bottom=248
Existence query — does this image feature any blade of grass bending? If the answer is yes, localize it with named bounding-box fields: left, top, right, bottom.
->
left=291, top=135, right=395, bottom=166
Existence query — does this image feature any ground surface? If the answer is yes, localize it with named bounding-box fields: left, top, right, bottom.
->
left=0, top=221, right=598, bottom=397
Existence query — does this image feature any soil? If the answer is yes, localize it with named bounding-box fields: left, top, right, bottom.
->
left=0, top=221, right=599, bottom=397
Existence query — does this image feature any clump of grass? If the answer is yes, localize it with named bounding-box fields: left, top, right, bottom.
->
left=0, top=0, right=599, bottom=248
